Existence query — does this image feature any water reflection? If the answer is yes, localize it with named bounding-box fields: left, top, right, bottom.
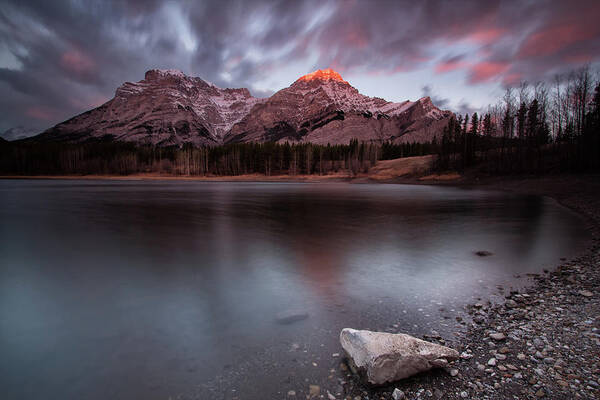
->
left=0, top=180, right=586, bottom=399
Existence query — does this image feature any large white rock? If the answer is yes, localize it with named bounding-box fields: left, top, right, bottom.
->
left=340, top=328, right=459, bottom=385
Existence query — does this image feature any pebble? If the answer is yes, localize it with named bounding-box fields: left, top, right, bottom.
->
left=489, top=332, right=506, bottom=340
left=334, top=187, right=600, bottom=400
left=505, top=299, right=518, bottom=308
left=392, top=388, right=405, bottom=400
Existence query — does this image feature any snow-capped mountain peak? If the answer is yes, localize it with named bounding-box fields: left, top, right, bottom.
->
left=226, top=69, right=453, bottom=144
left=34, top=69, right=452, bottom=147
left=288, top=68, right=416, bottom=118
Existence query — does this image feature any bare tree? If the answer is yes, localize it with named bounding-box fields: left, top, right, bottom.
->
left=502, top=87, right=515, bottom=138
left=551, top=74, right=564, bottom=139
left=518, top=81, right=530, bottom=106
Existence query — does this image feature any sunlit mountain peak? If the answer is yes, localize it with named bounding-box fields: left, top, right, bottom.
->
left=296, top=68, right=348, bottom=84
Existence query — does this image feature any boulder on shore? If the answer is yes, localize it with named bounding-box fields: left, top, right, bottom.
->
left=340, top=328, right=459, bottom=385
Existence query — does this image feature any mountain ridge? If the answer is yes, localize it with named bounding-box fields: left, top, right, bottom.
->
left=32, top=68, right=453, bottom=146
left=1, top=126, right=40, bottom=141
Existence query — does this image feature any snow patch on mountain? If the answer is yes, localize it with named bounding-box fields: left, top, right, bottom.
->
left=34, top=68, right=452, bottom=146
left=1, top=126, right=40, bottom=141
left=290, top=75, right=424, bottom=118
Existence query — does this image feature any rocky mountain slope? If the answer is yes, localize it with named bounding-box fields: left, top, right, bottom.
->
left=1, top=126, right=40, bottom=141
left=226, top=69, right=452, bottom=144
left=33, top=68, right=452, bottom=146
left=36, top=69, right=264, bottom=146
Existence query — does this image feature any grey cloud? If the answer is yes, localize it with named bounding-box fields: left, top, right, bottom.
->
left=0, top=0, right=598, bottom=132
left=421, top=85, right=450, bottom=108
left=457, top=100, right=482, bottom=117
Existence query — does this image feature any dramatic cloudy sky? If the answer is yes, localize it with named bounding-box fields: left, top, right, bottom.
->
left=1, top=0, right=599, bottom=133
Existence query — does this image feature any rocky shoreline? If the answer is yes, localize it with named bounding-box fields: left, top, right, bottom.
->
left=333, top=175, right=600, bottom=400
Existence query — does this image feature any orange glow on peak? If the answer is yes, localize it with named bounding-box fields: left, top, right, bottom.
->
left=297, top=68, right=347, bottom=83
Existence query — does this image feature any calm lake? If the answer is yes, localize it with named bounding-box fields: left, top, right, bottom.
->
left=0, top=180, right=587, bottom=399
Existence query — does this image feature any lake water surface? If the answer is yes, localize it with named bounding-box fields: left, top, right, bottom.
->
left=0, top=180, right=587, bottom=399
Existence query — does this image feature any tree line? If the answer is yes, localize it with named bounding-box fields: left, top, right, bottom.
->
left=435, top=66, right=600, bottom=174
left=2, top=66, right=598, bottom=177
left=0, top=139, right=433, bottom=176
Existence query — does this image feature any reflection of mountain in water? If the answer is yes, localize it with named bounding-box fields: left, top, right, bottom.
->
left=0, top=181, right=586, bottom=400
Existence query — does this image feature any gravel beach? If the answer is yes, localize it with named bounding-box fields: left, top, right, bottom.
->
left=333, top=175, right=600, bottom=400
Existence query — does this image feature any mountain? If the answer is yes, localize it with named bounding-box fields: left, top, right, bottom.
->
left=226, top=69, right=452, bottom=144
left=36, top=69, right=264, bottom=146
left=1, top=126, right=40, bottom=141
left=32, top=68, right=452, bottom=146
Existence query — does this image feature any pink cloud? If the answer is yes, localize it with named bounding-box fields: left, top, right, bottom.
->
left=435, top=59, right=469, bottom=74
left=502, top=72, right=522, bottom=86
left=517, top=23, right=600, bottom=59
left=407, top=53, right=431, bottom=63
left=564, top=53, right=595, bottom=64
left=89, top=95, right=109, bottom=108
left=328, top=57, right=349, bottom=74
left=466, top=27, right=506, bottom=44
left=60, top=50, right=95, bottom=75
left=68, top=94, right=110, bottom=109
left=317, top=21, right=370, bottom=52
left=392, top=64, right=414, bottom=73
left=26, top=106, right=58, bottom=121
left=442, top=6, right=507, bottom=46
left=469, top=61, right=510, bottom=83
left=344, top=25, right=369, bottom=48
left=224, top=55, right=243, bottom=69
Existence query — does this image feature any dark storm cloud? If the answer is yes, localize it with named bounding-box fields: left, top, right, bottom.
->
left=0, top=0, right=599, bottom=132
left=308, top=0, right=599, bottom=82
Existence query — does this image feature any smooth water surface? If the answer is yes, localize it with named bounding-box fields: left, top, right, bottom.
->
left=0, top=180, right=587, bottom=399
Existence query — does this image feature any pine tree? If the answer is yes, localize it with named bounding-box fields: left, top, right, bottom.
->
left=470, top=113, right=479, bottom=135
left=582, top=83, right=600, bottom=169
left=517, top=102, right=527, bottom=138
left=482, top=113, right=493, bottom=136
left=527, top=99, right=540, bottom=140
left=502, top=107, right=512, bottom=138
